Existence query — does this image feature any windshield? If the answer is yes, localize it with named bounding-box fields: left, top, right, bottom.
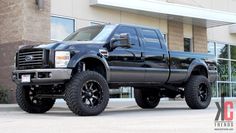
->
left=64, top=25, right=116, bottom=42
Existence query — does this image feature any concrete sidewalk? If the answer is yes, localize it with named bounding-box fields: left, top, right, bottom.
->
left=0, top=99, right=235, bottom=133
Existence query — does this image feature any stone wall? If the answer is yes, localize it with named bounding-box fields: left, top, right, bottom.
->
left=0, top=0, right=51, bottom=103
left=168, top=20, right=184, bottom=51
left=193, top=25, right=208, bottom=53
left=0, top=0, right=24, bottom=44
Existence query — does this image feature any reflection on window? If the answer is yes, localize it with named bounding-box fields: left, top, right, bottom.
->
left=216, top=43, right=228, bottom=59
left=51, top=16, right=75, bottom=41
left=208, top=41, right=236, bottom=97
left=141, top=29, right=161, bottom=49
left=211, top=83, right=217, bottom=97
left=231, top=61, right=236, bottom=81
left=232, top=84, right=236, bottom=97
left=230, top=45, right=236, bottom=60
left=208, top=42, right=215, bottom=55
left=184, top=38, right=191, bottom=52
left=218, top=83, right=230, bottom=97
left=113, top=26, right=139, bottom=48
left=217, top=60, right=229, bottom=81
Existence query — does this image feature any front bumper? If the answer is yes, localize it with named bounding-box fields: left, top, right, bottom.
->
left=12, top=69, right=72, bottom=85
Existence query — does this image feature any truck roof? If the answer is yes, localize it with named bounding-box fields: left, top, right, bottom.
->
left=102, top=23, right=160, bottom=32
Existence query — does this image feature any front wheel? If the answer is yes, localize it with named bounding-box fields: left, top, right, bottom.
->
left=134, top=88, right=160, bottom=109
left=185, top=75, right=212, bottom=109
left=16, top=85, right=55, bottom=113
left=65, top=71, right=109, bottom=116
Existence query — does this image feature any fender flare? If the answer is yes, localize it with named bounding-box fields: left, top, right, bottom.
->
left=67, top=53, right=110, bottom=81
left=184, top=59, right=208, bottom=82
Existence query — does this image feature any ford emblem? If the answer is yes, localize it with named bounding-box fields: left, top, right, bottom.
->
left=25, top=55, right=34, bottom=61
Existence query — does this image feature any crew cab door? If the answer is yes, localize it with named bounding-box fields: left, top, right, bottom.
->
left=107, top=26, right=145, bottom=82
left=139, top=28, right=169, bottom=83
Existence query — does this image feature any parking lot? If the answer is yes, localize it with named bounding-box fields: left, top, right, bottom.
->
left=0, top=99, right=234, bottom=133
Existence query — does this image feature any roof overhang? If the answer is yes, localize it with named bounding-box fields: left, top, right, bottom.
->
left=90, top=0, right=236, bottom=28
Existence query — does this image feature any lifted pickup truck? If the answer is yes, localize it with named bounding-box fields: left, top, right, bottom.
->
left=12, top=24, right=217, bottom=116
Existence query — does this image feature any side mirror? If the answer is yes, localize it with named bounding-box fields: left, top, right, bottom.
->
left=110, top=33, right=131, bottom=49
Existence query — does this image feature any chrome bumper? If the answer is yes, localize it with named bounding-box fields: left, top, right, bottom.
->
left=12, top=69, right=72, bottom=85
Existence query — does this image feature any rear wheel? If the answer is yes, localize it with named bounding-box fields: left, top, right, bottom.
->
left=185, top=75, right=212, bottom=109
left=65, top=71, right=109, bottom=116
left=134, top=88, right=160, bottom=109
left=16, top=85, right=55, bottom=113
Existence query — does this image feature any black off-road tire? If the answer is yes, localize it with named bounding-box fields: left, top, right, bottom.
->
left=134, top=88, right=160, bottom=109
left=16, top=85, right=55, bottom=113
left=65, top=71, right=109, bottom=116
left=185, top=75, right=212, bottom=109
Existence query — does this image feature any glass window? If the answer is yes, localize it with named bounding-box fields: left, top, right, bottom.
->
left=218, top=83, right=230, bottom=97
left=65, top=25, right=104, bottom=41
left=216, top=43, right=228, bottom=59
left=208, top=42, right=215, bottom=55
left=184, top=38, right=191, bottom=52
left=64, top=25, right=116, bottom=42
left=113, top=26, right=140, bottom=47
left=211, top=83, right=217, bottom=97
left=209, top=42, right=236, bottom=97
left=231, top=84, right=236, bottom=97
left=217, top=60, right=229, bottom=81
left=141, top=29, right=161, bottom=49
left=231, top=61, right=236, bottom=81
left=230, top=45, right=236, bottom=60
left=51, top=16, right=75, bottom=41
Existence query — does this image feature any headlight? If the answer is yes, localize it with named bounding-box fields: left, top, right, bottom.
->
left=55, top=51, right=70, bottom=68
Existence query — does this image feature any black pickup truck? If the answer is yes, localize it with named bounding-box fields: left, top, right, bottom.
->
left=12, top=24, right=217, bottom=116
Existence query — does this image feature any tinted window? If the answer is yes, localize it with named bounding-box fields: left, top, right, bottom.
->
left=141, top=29, right=161, bottom=49
left=64, top=25, right=116, bottom=42
left=184, top=38, right=191, bottom=52
left=113, top=26, right=139, bottom=47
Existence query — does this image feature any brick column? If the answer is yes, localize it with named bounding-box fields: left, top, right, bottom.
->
left=0, top=0, right=51, bottom=103
left=192, top=25, right=207, bottom=53
left=168, top=20, right=184, bottom=51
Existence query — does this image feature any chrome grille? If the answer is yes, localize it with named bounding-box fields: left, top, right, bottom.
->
left=17, top=49, right=45, bottom=69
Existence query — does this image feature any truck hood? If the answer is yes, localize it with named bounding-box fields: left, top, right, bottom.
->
left=32, top=41, right=106, bottom=51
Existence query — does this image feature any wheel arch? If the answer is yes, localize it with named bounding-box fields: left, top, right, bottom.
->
left=185, top=59, right=209, bottom=82
left=68, top=54, right=110, bottom=81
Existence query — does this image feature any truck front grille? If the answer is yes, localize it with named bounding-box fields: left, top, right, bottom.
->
left=17, top=49, right=49, bottom=70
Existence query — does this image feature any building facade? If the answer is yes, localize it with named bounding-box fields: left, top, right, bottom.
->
left=1, top=0, right=236, bottom=101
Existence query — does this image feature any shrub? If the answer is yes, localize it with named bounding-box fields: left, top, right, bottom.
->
left=0, top=85, right=9, bottom=104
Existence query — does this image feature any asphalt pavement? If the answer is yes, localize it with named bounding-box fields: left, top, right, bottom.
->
left=0, top=98, right=235, bottom=133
